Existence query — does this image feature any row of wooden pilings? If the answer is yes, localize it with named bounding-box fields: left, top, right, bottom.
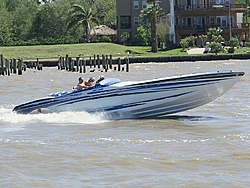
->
left=58, top=54, right=130, bottom=73
left=0, top=54, right=43, bottom=76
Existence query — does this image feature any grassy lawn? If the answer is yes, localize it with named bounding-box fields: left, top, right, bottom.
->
left=0, top=43, right=248, bottom=60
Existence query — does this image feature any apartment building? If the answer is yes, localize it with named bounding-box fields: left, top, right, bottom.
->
left=116, top=0, right=170, bottom=45
left=116, top=0, right=249, bottom=46
left=171, top=0, right=249, bottom=45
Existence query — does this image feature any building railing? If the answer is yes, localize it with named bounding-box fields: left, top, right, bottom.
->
left=175, top=4, right=246, bottom=11
left=176, top=22, right=250, bottom=30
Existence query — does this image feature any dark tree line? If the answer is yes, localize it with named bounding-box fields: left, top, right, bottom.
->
left=0, top=0, right=116, bottom=46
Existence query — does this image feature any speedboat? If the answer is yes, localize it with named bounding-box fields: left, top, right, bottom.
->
left=13, top=71, right=244, bottom=119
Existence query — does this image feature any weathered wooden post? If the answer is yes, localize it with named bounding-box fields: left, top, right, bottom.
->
left=101, top=54, right=106, bottom=70
left=0, top=54, right=4, bottom=76
left=38, top=63, right=43, bottom=70
left=65, top=54, right=69, bottom=71
left=36, top=58, right=39, bottom=70
left=5, top=59, right=10, bottom=76
left=105, top=55, right=109, bottom=71
left=68, top=57, right=72, bottom=71
left=17, top=59, right=22, bottom=75
left=76, top=57, right=80, bottom=72
left=71, top=58, right=75, bottom=72
left=118, top=57, right=121, bottom=71
left=79, top=59, right=83, bottom=73
left=93, top=55, right=96, bottom=68
left=23, top=63, right=27, bottom=72
left=13, top=59, right=17, bottom=74
left=10, top=59, right=13, bottom=73
left=109, top=55, right=113, bottom=69
left=97, top=55, right=100, bottom=69
left=83, top=59, right=86, bottom=73
left=125, top=57, right=129, bottom=72
left=58, top=56, right=61, bottom=70
left=89, top=57, right=92, bottom=68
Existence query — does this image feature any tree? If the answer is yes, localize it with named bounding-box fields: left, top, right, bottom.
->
left=207, top=27, right=224, bottom=43
left=141, top=1, right=164, bottom=52
left=189, top=36, right=197, bottom=47
left=157, top=22, right=169, bottom=49
left=0, top=9, right=13, bottom=45
left=32, top=4, right=66, bottom=39
left=67, top=4, right=98, bottom=42
left=180, top=37, right=190, bottom=51
left=136, top=25, right=148, bottom=46
left=198, top=34, right=207, bottom=47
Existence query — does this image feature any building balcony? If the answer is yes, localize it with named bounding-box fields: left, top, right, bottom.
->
left=175, top=22, right=250, bottom=35
left=175, top=4, right=247, bottom=16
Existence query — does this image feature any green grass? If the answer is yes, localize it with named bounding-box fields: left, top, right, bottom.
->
left=0, top=43, right=189, bottom=60
left=0, top=43, right=248, bottom=60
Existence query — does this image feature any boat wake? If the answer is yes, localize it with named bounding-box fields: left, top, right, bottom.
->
left=0, top=106, right=110, bottom=125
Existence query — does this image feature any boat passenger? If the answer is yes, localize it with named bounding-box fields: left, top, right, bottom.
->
left=85, top=77, right=96, bottom=87
left=77, top=77, right=88, bottom=90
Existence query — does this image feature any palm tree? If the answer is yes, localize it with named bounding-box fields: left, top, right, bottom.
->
left=141, top=1, right=164, bottom=52
left=67, top=4, right=98, bottom=42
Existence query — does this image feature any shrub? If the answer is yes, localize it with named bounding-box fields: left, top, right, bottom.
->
left=227, top=47, right=235, bottom=53
left=210, top=42, right=222, bottom=55
left=229, top=37, right=239, bottom=48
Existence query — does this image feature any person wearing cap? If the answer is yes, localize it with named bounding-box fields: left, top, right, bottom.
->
left=77, top=77, right=88, bottom=90
left=84, top=77, right=95, bottom=87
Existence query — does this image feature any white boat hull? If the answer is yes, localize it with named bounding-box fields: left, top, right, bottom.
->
left=13, top=71, right=244, bottom=119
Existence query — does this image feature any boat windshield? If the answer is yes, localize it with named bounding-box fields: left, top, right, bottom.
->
left=99, top=78, right=121, bottom=86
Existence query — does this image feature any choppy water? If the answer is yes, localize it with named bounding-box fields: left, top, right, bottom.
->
left=0, top=60, right=249, bottom=187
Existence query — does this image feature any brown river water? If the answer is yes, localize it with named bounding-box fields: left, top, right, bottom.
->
left=0, top=60, right=249, bottom=187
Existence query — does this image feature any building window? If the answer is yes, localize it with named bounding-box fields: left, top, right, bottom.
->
left=134, top=17, right=139, bottom=25
left=142, top=1, right=147, bottom=9
left=209, top=16, right=215, bottom=25
left=120, top=16, right=131, bottom=29
left=134, top=1, right=139, bottom=9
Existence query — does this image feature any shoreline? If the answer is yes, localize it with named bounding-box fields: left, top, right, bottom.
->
left=27, top=53, right=250, bottom=67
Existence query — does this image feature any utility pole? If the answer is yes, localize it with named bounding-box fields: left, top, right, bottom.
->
left=229, top=1, right=232, bottom=39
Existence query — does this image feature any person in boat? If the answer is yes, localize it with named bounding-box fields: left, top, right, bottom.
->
left=77, top=77, right=88, bottom=90
left=84, top=77, right=96, bottom=87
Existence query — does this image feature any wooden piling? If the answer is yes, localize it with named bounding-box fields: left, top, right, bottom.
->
left=65, top=54, right=69, bottom=71
left=83, top=59, right=86, bottom=73
left=93, top=55, right=96, bottom=68
left=17, top=59, right=22, bottom=75
left=0, top=54, right=4, bottom=76
left=97, top=55, right=100, bottom=69
left=102, top=54, right=106, bottom=71
left=58, top=56, right=62, bottom=70
left=36, top=58, right=39, bottom=70
left=5, top=59, right=10, bottom=76
left=23, top=63, right=27, bottom=72
left=76, top=57, right=80, bottom=72
left=79, top=59, right=83, bottom=73
left=13, top=59, right=17, bottom=74
left=118, top=58, right=121, bottom=71
left=109, top=55, right=113, bottom=69
left=125, top=57, right=129, bottom=72
left=89, top=57, right=92, bottom=68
